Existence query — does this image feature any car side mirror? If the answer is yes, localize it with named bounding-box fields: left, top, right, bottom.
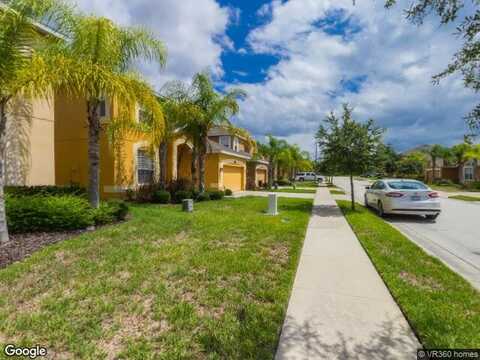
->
left=365, top=186, right=371, bottom=190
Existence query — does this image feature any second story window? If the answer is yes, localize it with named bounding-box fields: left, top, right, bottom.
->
left=233, top=137, right=239, bottom=151
left=219, top=135, right=231, bottom=148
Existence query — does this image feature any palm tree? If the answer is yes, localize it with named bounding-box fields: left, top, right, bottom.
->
left=36, top=15, right=167, bottom=207
left=189, top=73, right=245, bottom=192
left=258, top=135, right=288, bottom=188
left=0, top=0, right=72, bottom=243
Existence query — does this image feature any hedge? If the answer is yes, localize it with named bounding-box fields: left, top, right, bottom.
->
left=5, top=185, right=86, bottom=197
left=6, top=195, right=129, bottom=233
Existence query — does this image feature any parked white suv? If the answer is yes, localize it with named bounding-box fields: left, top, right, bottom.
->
left=295, top=172, right=318, bottom=182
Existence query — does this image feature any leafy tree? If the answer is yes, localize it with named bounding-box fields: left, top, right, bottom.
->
left=0, top=0, right=72, bottom=243
left=425, top=144, right=450, bottom=181
left=316, top=104, right=384, bottom=210
left=397, top=151, right=428, bottom=179
left=385, top=0, right=480, bottom=131
left=375, top=143, right=399, bottom=177
left=36, top=14, right=167, bottom=207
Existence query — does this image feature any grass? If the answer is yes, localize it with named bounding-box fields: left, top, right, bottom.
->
left=0, top=197, right=312, bottom=359
left=329, top=189, right=345, bottom=195
left=337, top=200, right=480, bottom=348
left=292, top=181, right=318, bottom=188
left=448, top=195, right=480, bottom=202
left=430, top=184, right=480, bottom=193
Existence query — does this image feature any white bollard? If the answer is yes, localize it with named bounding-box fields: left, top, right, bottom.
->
left=267, top=193, right=278, bottom=216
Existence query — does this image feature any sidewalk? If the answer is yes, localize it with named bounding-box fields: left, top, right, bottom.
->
left=275, top=188, right=420, bottom=360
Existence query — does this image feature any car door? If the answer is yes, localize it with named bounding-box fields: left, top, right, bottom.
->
left=374, top=181, right=386, bottom=205
left=366, top=181, right=378, bottom=206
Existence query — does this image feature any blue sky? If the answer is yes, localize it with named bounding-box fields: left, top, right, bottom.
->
left=76, top=0, right=477, bottom=154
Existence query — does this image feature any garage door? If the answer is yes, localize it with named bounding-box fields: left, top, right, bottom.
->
left=223, top=166, right=244, bottom=191
left=256, top=169, right=267, bottom=187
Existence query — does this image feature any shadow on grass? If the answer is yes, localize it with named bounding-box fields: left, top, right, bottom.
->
left=276, top=315, right=418, bottom=360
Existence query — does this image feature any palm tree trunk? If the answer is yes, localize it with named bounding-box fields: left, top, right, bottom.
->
left=159, top=140, right=168, bottom=189
left=191, top=141, right=198, bottom=191
left=199, top=136, right=207, bottom=193
left=0, top=97, right=10, bottom=244
left=350, top=173, right=355, bottom=211
left=268, top=158, right=274, bottom=188
left=87, top=101, right=101, bottom=208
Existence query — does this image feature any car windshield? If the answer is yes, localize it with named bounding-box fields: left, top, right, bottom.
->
left=387, top=181, right=428, bottom=190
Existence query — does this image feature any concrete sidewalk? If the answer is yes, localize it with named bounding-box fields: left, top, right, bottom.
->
left=275, top=188, right=420, bottom=360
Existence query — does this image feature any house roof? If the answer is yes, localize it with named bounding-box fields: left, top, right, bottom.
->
left=207, top=139, right=252, bottom=160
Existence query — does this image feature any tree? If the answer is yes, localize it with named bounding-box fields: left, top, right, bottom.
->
left=0, top=0, right=72, bottom=243
left=189, top=73, right=245, bottom=192
left=385, top=0, right=480, bottom=131
left=375, top=143, right=399, bottom=177
left=397, top=151, right=428, bottom=179
left=38, top=14, right=167, bottom=207
left=316, top=104, right=383, bottom=210
left=257, top=135, right=288, bottom=188
left=425, top=144, right=450, bottom=182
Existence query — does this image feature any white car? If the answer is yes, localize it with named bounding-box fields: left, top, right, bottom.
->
left=295, top=172, right=318, bottom=182
left=365, top=179, right=441, bottom=220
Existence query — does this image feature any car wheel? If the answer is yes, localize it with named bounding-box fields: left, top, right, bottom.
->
left=300, top=178, right=304, bottom=182
left=378, top=201, right=385, bottom=217
left=426, top=214, right=439, bottom=220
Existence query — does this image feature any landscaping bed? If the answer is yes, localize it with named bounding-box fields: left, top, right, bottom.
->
left=0, top=197, right=312, bottom=359
left=337, top=200, right=480, bottom=348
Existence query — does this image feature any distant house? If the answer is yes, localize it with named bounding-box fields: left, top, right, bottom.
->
left=425, top=158, right=479, bottom=184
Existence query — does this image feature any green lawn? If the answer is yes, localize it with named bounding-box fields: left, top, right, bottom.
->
left=430, top=184, right=480, bottom=193
left=329, top=189, right=345, bottom=195
left=0, top=197, right=312, bottom=359
left=449, top=195, right=480, bottom=202
left=337, top=200, right=480, bottom=348
left=292, top=181, right=318, bottom=188
left=267, top=188, right=316, bottom=194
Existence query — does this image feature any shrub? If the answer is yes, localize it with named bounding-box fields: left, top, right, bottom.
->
left=433, top=179, right=455, bottom=186
left=5, top=185, right=86, bottom=198
left=225, top=189, right=233, bottom=196
left=174, top=190, right=192, bottom=203
left=6, top=195, right=94, bottom=233
left=276, top=179, right=291, bottom=186
left=92, top=200, right=129, bottom=225
left=209, top=190, right=225, bottom=200
left=196, top=192, right=210, bottom=202
left=152, top=190, right=171, bottom=204
left=167, top=178, right=193, bottom=194
left=134, top=183, right=160, bottom=203
left=464, top=181, right=480, bottom=190
left=106, top=199, right=129, bottom=221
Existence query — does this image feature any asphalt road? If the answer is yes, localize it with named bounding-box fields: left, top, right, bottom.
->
left=333, top=177, right=480, bottom=290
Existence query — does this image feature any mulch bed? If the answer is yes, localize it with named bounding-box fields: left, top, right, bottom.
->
left=0, top=230, right=87, bottom=269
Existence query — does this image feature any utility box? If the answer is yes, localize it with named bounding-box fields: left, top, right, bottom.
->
left=182, top=199, right=194, bottom=213
left=267, top=193, right=278, bottom=216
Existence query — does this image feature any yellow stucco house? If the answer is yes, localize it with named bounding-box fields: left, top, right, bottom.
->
left=54, top=93, right=268, bottom=197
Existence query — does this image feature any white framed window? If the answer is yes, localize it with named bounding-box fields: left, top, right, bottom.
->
left=233, top=137, right=240, bottom=151
left=219, top=135, right=231, bottom=148
left=137, top=149, right=154, bottom=184
left=464, top=166, right=474, bottom=182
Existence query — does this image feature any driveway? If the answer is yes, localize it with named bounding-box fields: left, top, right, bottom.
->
left=333, top=177, right=480, bottom=290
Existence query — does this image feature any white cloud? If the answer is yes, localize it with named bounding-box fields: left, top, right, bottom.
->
left=233, top=0, right=476, bottom=153
left=74, top=0, right=232, bottom=87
